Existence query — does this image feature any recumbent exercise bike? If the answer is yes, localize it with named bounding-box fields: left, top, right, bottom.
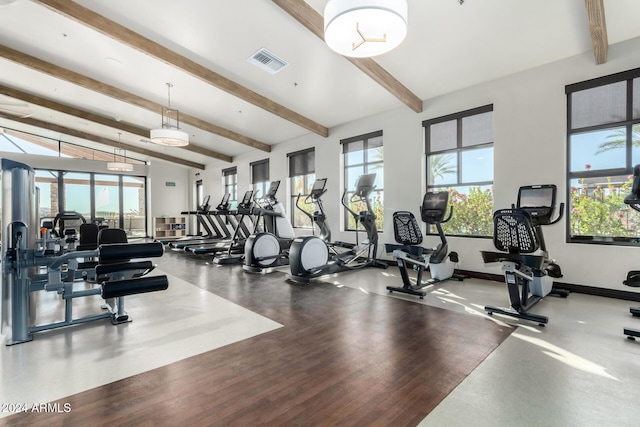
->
left=481, top=184, right=568, bottom=326
left=385, top=190, right=465, bottom=299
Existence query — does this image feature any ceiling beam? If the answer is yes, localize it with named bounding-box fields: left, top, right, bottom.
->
left=35, top=0, right=329, bottom=138
left=0, top=83, right=232, bottom=162
left=272, top=0, right=423, bottom=113
left=0, top=44, right=268, bottom=156
left=0, top=113, right=206, bottom=169
left=584, top=0, right=608, bottom=64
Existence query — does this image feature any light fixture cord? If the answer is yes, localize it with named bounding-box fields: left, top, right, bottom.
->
left=117, top=132, right=127, bottom=164
left=166, top=82, right=172, bottom=110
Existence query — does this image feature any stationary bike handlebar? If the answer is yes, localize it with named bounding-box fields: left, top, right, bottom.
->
left=548, top=202, right=564, bottom=225
left=441, top=206, right=454, bottom=224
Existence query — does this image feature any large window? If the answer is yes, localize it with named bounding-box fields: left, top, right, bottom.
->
left=250, top=159, right=269, bottom=199
left=35, top=170, right=59, bottom=220
left=223, top=167, right=238, bottom=209
left=63, top=172, right=91, bottom=220
left=423, top=105, right=494, bottom=237
left=288, top=148, right=315, bottom=227
left=37, top=169, right=147, bottom=238
left=95, top=174, right=120, bottom=229
left=122, top=176, right=146, bottom=237
left=566, top=68, right=640, bottom=244
left=0, top=128, right=145, bottom=164
left=342, top=131, right=384, bottom=231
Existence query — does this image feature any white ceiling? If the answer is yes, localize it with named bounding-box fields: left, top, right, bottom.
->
left=0, top=0, right=639, bottom=169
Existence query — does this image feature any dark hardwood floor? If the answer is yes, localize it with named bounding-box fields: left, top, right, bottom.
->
left=2, top=251, right=513, bottom=426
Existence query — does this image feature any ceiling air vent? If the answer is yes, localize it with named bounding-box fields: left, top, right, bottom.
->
left=247, top=48, right=288, bottom=75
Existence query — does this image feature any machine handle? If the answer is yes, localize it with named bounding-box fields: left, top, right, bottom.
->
left=440, top=206, right=454, bottom=224
left=341, top=188, right=359, bottom=218
left=548, top=202, right=565, bottom=225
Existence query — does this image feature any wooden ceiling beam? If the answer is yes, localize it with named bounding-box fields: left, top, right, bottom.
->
left=584, top=0, right=608, bottom=65
left=0, top=83, right=231, bottom=162
left=0, top=44, right=265, bottom=157
left=272, top=0, right=423, bottom=113
left=35, top=0, right=329, bottom=138
left=0, top=113, right=206, bottom=169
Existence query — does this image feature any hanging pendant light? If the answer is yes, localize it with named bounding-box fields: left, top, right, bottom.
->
left=324, top=0, right=408, bottom=58
left=150, top=82, right=189, bottom=147
left=107, top=133, right=134, bottom=172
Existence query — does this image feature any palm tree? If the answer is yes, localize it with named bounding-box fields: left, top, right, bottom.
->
left=595, top=124, right=640, bottom=155
left=429, top=154, right=456, bottom=185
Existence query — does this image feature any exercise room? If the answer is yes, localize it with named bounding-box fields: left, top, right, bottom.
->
left=1, top=1, right=639, bottom=426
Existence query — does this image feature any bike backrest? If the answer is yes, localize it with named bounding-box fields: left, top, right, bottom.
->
left=392, top=211, right=423, bottom=245
left=493, top=208, right=539, bottom=254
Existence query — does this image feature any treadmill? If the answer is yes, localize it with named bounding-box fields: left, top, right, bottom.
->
left=169, top=194, right=230, bottom=249
left=185, top=190, right=255, bottom=255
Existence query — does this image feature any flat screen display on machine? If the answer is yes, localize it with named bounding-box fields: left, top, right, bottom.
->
left=265, top=180, right=280, bottom=199
left=311, top=178, right=327, bottom=196
left=239, top=191, right=253, bottom=204
left=354, top=173, right=376, bottom=197
left=518, top=186, right=554, bottom=208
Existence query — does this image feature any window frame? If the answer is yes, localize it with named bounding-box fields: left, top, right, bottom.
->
left=565, top=67, right=640, bottom=246
left=423, top=104, right=494, bottom=238
left=341, top=130, right=384, bottom=232
left=287, top=148, right=315, bottom=228
left=37, top=168, right=148, bottom=238
left=222, top=167, right=238, bottom=209
left=250, top=159, right=270, bottom=199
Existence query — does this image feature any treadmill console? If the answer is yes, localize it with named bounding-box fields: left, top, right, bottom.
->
left=265, top=180, right=281, bottom=201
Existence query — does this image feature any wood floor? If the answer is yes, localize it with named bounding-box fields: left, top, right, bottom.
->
left=2, top=252, right=513, bottom=426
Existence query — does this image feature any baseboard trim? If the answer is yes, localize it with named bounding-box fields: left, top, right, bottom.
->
left=456, top=269, right=640, bottom=303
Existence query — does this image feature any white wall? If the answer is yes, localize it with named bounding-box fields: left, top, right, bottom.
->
left=192, top=36, right=640, bottom=292
left=148, top=161, right=190, bottom=221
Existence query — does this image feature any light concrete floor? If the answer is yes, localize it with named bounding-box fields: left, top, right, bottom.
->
left=0, top=270, right=281, bottom=418
left=327, top=267, right=640, bottom=427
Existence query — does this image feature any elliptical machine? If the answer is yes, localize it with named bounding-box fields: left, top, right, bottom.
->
left=482, top=184, right=568, bottom=326
left=242, top=180, right=298, bottom=272
left=385, top=191, right=465, bottom=299
left=286, top=173, right=387, bottom=284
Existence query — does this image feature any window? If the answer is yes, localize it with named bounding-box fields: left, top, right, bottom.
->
left=37, top=169, right=147, bottom=238
left=0, top=128, right=145, bottom=164
left=341, top=131, right=384, bottom=231
left=222, top=167, right=238, bottom=209
left=122, top=176, right=146, bottom=237
left=63, top=172, right=91, bottom=220
left=250, top=159, right=269, bottom=200
left=566, top=67, right=640, bottom=244
left=423, top=105, right=494, bottom=237
left=288, top=148, right=315, bottom=227
left=95, top=174, right=120, bottom=229
left=35, top=170, right=59, bottom=220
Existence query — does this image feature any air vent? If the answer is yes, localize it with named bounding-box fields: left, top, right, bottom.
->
left=247, top=48, right=288, bottom=75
